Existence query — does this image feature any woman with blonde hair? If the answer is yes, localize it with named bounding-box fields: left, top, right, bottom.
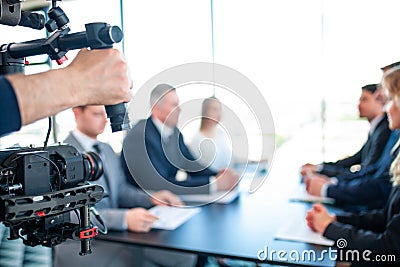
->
left=305, top=67, right=400, bottom=267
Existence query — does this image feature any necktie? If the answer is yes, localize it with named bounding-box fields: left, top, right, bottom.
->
left=391, top=139, right=400, bottom=156
left=92, top=143, right=112, bottom=200
left=92, top=143, right=101, bottom=154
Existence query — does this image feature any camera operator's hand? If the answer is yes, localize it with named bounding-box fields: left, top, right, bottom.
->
left=66, top=48, right=133, bottom=105
left=151, top=190, right=183, bottom=206
left=215, top=168, right=239, bottom=191
left=125, top=207, right=158, bottom=233
left=5, top=48, right=133, bottom=127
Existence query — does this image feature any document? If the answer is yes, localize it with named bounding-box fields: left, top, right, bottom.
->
left=289, top=186, right=335, bottom=205
left=275, top=219, right=334, bottom=246
left=179, top=189, right=239, bottom=204
left=148, top=206, right=201, bottom=230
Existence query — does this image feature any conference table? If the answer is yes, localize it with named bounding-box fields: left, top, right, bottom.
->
left=97, top=153, right=339, bottom=267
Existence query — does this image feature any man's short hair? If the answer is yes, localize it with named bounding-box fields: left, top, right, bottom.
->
left=381, top=61, right=400, bottom=71
left=362, top=84, right=378, bottom=94
left=150, top=83, right=176, bottom=108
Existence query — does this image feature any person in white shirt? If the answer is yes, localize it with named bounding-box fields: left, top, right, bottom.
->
left=188, top=97, right=233, bottom=172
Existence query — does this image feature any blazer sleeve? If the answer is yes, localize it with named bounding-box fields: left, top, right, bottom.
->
left=326, top=149, right=362, bottom=169
left=102, top=144, right=154, bottom=209
left=146, top=135, right=212, bottom=188
left=320, top=118, right=391, bottom=177
left=95, top=208, right=129, bottom=231
left=334, top=162, right=380, bottom=181
left=319, top=148, right=363, bottom=177
left=118, top=182, right=153, bottom=209
left=323, top=214, right=400, bottom=257
left=178, top=133, right=217, bottom=178
left=320, top=163, right=357, bottom=178
left=335, top=210, right=387, bottom=232
left=326, top=172, right=392, bottom=209
left=123, top=122, right=212, bottom=194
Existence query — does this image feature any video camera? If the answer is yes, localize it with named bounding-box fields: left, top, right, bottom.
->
left=0, top=0, right=128, bottom=255
left=0, top=144, right=104, bottom=255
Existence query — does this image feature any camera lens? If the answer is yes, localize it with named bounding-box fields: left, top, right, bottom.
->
left=82, top=152, right=103, bottom=182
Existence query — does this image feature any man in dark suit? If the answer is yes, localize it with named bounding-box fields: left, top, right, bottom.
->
left=54, top=105, right=196, bottom=267
left=306, top=130, right=400, bottom=211
left=305, top=67, right=400, bottom=266
left=123, top=83, right=238, bottom=195
left=301, top=84, right=391, bottom=178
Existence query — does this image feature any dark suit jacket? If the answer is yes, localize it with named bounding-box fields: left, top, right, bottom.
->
left=122, top=118, right=217, bottom=194
left=321, top=114, right=391, bottom=177
left=327, top=130, right=400, bottom=211
left=324, top=186, right=400, bottom=267
left=330, top=130, right=400, bottom=184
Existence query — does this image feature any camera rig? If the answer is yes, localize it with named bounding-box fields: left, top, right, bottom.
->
left=0, top=144, right=104, bottom=255
left=0, top=0, right=128, bottom=255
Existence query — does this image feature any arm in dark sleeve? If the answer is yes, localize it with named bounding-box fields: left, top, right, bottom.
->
left=321, top=127, right=391, bottom=179
left=322, top=123, right=391, bottom=178
left=123, top=128, right=211, bottom=194
left=146, top=145, right=212, bottom=192
left=324, top=149, right=362, bottom=169
left=318, top=148, right=363, bottom=177
left=173, top=175, right=212, bottom=188
left=323, top=214, right=400, bottom=257
left=122, top=149, right=209, bottom=189
left=334, top=130, right=398, bottom=182
left=148, top=139, right=212, bottom=187
left=333, top=163, right=379, bottom=181
left=118, top=188, right=152, bottom=209
left=0, top=76, right=21, bottom=136
left=179, top=133, right=217, bottom=178
left=93, top=207, right=129, bottom=231
left=118, top=179, right=153, bottom=209
left=335, top=209, right=387, bottom=232
left=320, top=164, right=355, bottom=177
left=326, top=172, right=392, bottom=209
left=93, top=184, right=130, bottom=231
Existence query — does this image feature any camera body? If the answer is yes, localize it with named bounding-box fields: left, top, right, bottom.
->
left=0, top=144, right=104, bottom=249
left=0, top=144, right=103, bottom=196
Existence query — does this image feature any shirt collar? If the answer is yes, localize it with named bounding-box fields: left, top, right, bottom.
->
left=151, top=116, right=174, bottom=141
left=369, top=114, right=384, bottom=136
left=72, top=129, right=98, bottom=152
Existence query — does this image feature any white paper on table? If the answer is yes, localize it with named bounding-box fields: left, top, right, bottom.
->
left=275, top=219, right=335, bottom=246
left=289, top=186, right=335, bottom=205
left=148, top=206, right=201, bottom=230
left=179, top=189, right=239, bottom=204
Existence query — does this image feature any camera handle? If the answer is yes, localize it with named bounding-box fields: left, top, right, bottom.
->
left=79, top=205, right=97, bottom=255
left=86, top=23, right=130, bottom=132
left=0, top=22, right=131, bottom=132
